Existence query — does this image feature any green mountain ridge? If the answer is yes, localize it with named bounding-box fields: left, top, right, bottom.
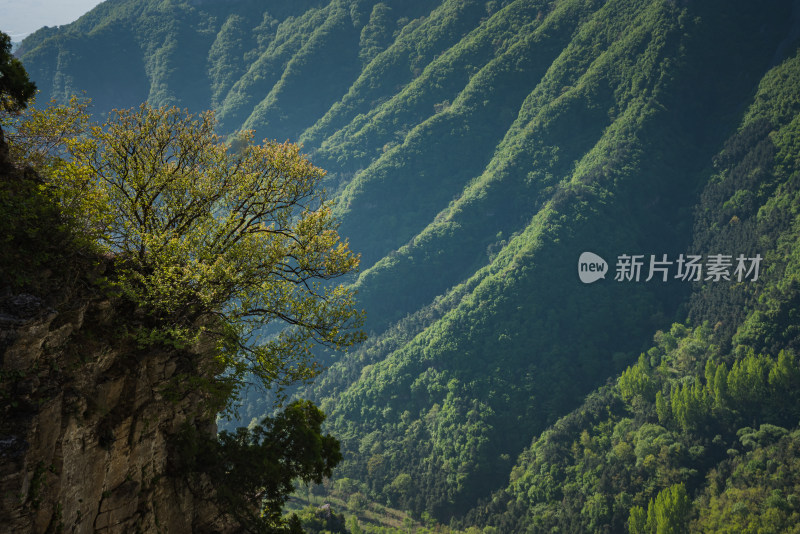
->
left=16, top=0, right=800, bottom=530
left=463, top=41, right=800, bottom=533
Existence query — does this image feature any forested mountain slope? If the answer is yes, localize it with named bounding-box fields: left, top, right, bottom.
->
left=465, top=50, right=800, bottom=532
left=18, top=0, right=800, bottom=527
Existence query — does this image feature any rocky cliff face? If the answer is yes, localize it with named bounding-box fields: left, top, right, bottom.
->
left=0, top=130, right=233, bottom=533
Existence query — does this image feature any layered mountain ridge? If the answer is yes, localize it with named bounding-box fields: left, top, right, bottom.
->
left=17, top=0, right=800, bottom=530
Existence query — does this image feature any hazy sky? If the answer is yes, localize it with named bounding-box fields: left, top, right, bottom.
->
left=1, top=0, right=105, bottom=41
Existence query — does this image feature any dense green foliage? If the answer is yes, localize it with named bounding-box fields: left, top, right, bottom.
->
left=3, top=101, right=364, bottom=402
left=628, top=483, right=690, bottom=534
left=0, top=31, right=35, bottom=111
left=294, top=504, right=349, bottom=534
left=2, top=99, right=361, bottom=532
left=17, top=0, right=800, bottom=530
left=461, top=47, right=800, bottom=532
left=0, top=131, right=82, bottom=290
left=0, top=35, right=70, bottom=290
left=176, top=401, right=341, bottom=533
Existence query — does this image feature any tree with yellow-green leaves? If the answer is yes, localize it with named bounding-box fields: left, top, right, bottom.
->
left=3, top=98, right=364, bottom=530
left=628, top=483, right=691, bottom=534
left=3, top=99, right=365, bottom=405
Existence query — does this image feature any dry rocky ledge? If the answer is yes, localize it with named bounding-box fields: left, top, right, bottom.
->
left=0, top=288, right=234, bottom=533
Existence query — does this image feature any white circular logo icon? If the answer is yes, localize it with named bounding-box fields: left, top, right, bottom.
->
left=578, top=252, right=607, bottom=283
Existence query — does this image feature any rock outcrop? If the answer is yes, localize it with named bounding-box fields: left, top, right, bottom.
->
left=0, top=128, right=233, bottom=533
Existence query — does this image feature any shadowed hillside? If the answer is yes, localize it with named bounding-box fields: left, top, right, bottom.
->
left=17, top=0, right=800, bottom=529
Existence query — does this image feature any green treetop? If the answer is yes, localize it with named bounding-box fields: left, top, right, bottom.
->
left=3, top=99, right=365, bottom=404
left=0, top=32, right=35, bottom=112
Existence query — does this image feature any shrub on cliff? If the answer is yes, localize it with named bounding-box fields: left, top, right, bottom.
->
left=176, top=400, right=341, bottom=533
left=0, top=32, right=35, bottom=112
